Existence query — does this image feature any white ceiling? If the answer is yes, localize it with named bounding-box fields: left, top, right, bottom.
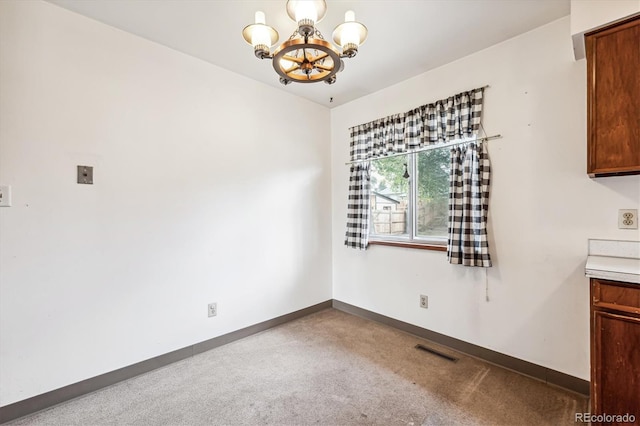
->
left=47, top=0, right=570, bottom=108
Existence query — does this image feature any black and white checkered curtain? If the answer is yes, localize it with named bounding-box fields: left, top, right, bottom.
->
left=344, top=163, right=370, bottom=250
left=447, top=142, right=492, bottom=267
left=345, top=87, right=485, bottom=250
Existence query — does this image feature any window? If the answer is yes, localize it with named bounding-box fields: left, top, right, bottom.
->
left=344, top=87, right=486, bottom=254
left=369, top=145, right=452, bottom=247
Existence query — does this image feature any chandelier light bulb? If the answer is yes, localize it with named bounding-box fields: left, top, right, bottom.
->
left=344, top=10, right=355, bottom=22
left=339, top=11, right=359, bottom=48
left=286, top=1, right=327, bottom=23
left=250, top=11, right=271, bottom=48
left=242, top=11, right=279, bottom=58
left=332, top=10, right=367, bottom=58
left=251, top=26, right=272, bottom=48
left=294, top=1, right=318, bottom=24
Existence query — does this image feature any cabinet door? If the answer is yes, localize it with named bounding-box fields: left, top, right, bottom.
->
left=592, top=310, right=640, bottom=421
left=586, top=17, right=640, bottom=177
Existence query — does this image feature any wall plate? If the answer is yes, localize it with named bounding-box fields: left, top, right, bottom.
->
left=618, top=209, right=638, bottom=229
left=420, top=294, right=428, bottom=309
left=77, top=166, right=93, bottom=184
left=0, top=185, right=11, bottom=207
left=208, top=302, right=217, bottom=317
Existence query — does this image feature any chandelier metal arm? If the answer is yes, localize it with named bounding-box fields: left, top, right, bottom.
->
left=310, top=52, right=328, bottom=62
left=284, top=63, right=300, bottom=73
left=282, top=55, right=305, bottom=64
left=314, top=63, right=333, bottom=72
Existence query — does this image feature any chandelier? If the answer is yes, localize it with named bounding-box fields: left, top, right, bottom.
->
left=242, top=0, right=368, bottom=85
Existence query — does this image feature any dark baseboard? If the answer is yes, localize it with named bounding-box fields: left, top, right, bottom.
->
left=0, top=300, right=332, bottom=424
left=332, top=299, right=590, bottom=396
left=1, top=298, right=589, bottom=424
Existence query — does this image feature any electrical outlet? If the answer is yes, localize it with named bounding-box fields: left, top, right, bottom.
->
left=208, top=302, right=217, bottom=317
left=419, top=295, right=428, bottom=309
left=618, top=209, right=638, bottom=229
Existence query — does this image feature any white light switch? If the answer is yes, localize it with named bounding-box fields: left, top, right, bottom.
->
left=0, top=185, right=11, bottom=207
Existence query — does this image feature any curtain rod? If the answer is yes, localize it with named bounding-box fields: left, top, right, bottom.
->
left=344, top=134, right=502, bottom=165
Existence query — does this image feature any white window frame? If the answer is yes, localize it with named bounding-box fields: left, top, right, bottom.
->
left=368, top=137, right=476, bottom=248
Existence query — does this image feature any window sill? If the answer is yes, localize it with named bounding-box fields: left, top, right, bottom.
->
left=368, top=240, right=447, bottom=252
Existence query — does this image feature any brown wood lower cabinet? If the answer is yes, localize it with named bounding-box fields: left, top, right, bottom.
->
left=590, top=278, right=640, bottom=425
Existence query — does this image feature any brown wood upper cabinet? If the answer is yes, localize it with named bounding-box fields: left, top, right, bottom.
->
left=586, top=16, right=640, bottom=177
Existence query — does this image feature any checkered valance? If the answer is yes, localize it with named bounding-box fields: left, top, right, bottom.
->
left=348, top=88, right=484, bottom=162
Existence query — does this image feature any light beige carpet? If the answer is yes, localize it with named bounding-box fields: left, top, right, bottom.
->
left=7, top=308, right=587, bottom=425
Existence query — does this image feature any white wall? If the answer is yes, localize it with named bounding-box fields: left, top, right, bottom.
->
left=570, top=0, right=640, bottom=59
left=331, top=17, right=640, bottom=381
left=571, top=0, right=640, bottom=34
left=0, top=1, right=332, bottom=406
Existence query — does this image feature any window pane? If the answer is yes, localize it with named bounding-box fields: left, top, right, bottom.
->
left=416, top=148, right=450, bottom=239
left=369, top=156, right=409, bottom=237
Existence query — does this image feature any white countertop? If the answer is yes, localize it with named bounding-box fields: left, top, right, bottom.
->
left=585, top=240, right=640, bottom=284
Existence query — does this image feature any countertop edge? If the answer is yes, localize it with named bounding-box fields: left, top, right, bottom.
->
left=585, top=269, right=640, bottom=284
